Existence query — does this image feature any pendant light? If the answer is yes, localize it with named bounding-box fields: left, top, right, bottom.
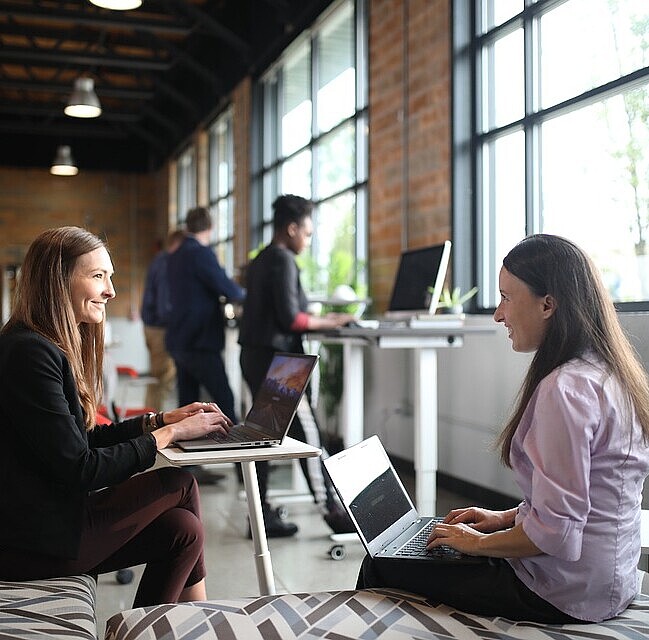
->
left=50, top=146, right=79, bottom=176
left=88, top=0, right=142, bottom=9
left=64, top=77, right=102, bottom=118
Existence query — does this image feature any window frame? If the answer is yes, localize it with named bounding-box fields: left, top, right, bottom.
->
left=453, top=0, right=649, bottom=312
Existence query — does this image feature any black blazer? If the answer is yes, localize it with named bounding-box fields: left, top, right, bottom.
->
left=238, top=244, right=307, bottom=353
left=0, top=325, right=157, bottom=559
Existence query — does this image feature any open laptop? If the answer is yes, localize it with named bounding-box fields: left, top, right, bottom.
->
left=324, top=435, right=484, bottom=562
left=176, top=352, right=318, bottom=451
left=354, top=241, right=452, bottom=328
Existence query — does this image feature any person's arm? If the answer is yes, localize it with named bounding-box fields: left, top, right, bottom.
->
left=270, top=252, right=354, bottom=331
left=195, top=246, right=245, bottom=301
left=428, top=521, right=541, bottom=558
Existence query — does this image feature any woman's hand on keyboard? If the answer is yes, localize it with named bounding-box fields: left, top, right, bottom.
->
left=442, top=506, right=516, bottom=533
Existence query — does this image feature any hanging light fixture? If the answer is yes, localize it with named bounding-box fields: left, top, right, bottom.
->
left=64, top=77, right=102, bottom=118
left=88, top=0, right=142, bottom=9
left=50, top=146, right=79, bottom=176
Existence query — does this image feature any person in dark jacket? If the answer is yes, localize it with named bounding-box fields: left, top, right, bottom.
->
left=140, top=229, right=185, bottom=410
left=238, top=194, right=355, bottom=537
left=165, top=207, right=245, bottom=421
left=0, top=226, right=232, bottom=607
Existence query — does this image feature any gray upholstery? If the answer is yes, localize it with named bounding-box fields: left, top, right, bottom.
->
left=0, top=575, right=97, bottom=640
left=104, top=587, right=649, bottom=640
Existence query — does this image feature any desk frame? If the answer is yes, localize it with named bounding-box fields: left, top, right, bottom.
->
left=159, top=437, right=321, bottom=595
left=313, top=326, right=492, bottom=515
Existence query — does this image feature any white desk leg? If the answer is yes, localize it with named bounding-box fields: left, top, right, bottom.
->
left=342, top=342, right=364, bottom=447
left=241, top=460, right=276, bottom=596
left=413, top=348, right=438, bottom=515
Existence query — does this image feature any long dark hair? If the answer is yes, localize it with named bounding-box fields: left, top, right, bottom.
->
left=497, top=234, right=649, bottom=466
left=2, top=226, right=107, bottom=429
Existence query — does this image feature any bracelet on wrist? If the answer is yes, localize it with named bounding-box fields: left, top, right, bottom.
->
left=142, top=412, right=156, bottom=434
left=155, top=411, right=165, bottom=428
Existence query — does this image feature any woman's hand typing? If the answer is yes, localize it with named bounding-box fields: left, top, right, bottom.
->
left=150, top=402, right=233, bottom=450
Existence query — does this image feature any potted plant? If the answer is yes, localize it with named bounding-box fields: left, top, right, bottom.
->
left=437, top=286, right=478, bottom=314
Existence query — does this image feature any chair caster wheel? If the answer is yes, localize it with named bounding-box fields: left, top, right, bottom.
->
left=329, top=544, right=346, bottom=560
left=116, top=569, right=134, bottom=585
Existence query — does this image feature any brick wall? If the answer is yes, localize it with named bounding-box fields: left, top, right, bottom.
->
left=0, top=167, right=166, bottom=318
left=368, top=0, right=451, bottom=310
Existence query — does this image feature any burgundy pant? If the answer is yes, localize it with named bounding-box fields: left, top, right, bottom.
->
left=0, top=467, right=206, bottom=607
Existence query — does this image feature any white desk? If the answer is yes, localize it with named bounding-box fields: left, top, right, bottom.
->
left=311, top=325, right=493, bottom=516
left=158, top=437, right=321, bottom=596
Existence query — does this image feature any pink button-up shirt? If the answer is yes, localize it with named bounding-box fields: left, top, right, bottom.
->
left=507, top=356, right=649, bottom=622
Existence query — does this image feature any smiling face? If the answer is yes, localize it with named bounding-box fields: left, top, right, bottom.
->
left=69, top=247, right=115, bottom=325
left=493, top=266, right=555, bottom=353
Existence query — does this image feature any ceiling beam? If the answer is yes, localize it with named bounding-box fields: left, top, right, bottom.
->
left=0, top=79, right=153, bottom=101
left=168, top=0, right=251, bottom=60
left=0, top=3, right=192, bottom=36
left=0, top=104, right=140, bottom=122
left=0, top=121, right=129, bottom=139
left=0, top=46, right=171, bottom=71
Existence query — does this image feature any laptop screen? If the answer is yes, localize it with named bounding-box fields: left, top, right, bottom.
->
left=388, top=241, right=451, bottom=314
left=244, top=353, right=317, bottom=436
left=324, top=436, right=414, bottom=544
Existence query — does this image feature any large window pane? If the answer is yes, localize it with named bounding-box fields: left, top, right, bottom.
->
left=280, top=149, right=312, bottom=198
left=303, top=192, right=356, bottom=294
left=316, top=0, right=355, bottom=134
left=481, top=130, right=525, bottom=305
left=540, top=0, right=649, bottom=110
left=541, top=91, right=649, bottom=301
left=281, top=43, right=311, bottom=157
left=176, top=147, right=196, bottom=221
left=479, top=0, right=523, bottom=33
left=315, top=122, right=355, bottom=199
left=481, top=28, right=524, bottom=131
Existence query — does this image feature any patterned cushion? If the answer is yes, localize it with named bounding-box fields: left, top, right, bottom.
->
left=104, top=588, right=649, bottom=640
left=0, top=575, right=97, bottom=640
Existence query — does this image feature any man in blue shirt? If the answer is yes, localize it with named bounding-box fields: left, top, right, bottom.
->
left=166, top=207, right=245, bottom=423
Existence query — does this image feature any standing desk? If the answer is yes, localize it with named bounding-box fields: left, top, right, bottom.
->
left=158, top=437, right=321, bottom=596
left=310, top=325, right=494, bottom=516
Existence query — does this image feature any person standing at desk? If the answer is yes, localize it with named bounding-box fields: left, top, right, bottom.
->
left=358, top=234, right=649, bottom=623
left=0, top=226, right=233, bottom=607
left=239, top=194, right=355, bottom=537
left=141, top=229, right=185, bottom=411
left=166, top=206, right=245, bottom=422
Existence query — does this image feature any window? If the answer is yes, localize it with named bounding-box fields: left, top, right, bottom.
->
left=208, top=108, right=235, bottom=273
left=251, top=0, right=368, bottom=297
left=176, top=145, right=196, bottom=222
left=454, top=0, right=649, bottom=308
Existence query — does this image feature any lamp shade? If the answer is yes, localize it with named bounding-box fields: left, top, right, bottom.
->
left=88, top=0, right=142, bottom=9
left=64, top=77, right=102, bottom=118
left=50, top=146, right=79, bottom=176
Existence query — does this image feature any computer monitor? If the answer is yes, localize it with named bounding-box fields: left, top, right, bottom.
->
left=386, top=241, right=451, bottom=316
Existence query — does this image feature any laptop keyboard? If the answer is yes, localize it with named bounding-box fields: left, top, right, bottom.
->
left=395, top=518, right=466, bottom=560
left=208, top=427, right=253, bottom=443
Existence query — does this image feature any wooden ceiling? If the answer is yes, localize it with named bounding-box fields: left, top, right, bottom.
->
left=0, top=0, right=332, bottom=172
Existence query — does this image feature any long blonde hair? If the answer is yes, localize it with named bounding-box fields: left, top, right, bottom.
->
left=497, top=234, right=649, bottom=466
left=2, top=226, right=106, bottom=429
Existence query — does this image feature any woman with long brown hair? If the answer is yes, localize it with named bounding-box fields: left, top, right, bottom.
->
left=357, top=234, right=649, bottom=623
left=0, top=226, right=232, bottom=607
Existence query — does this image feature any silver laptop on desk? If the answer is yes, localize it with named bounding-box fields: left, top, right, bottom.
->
left=176, top=353, right=318, bottom=451
left=324, top=435, right=484, bottom=563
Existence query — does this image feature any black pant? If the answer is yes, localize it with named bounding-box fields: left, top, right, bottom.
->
left=240, top=345, right=336, bottom=510
left=172, top=348, right=237, bottom=422
left=357, top=554, right=584, bottom=624
left=0, top=467, right=206, bottom=608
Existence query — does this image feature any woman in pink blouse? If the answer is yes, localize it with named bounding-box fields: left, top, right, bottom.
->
left=357, top=234, right=649, bottom=623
